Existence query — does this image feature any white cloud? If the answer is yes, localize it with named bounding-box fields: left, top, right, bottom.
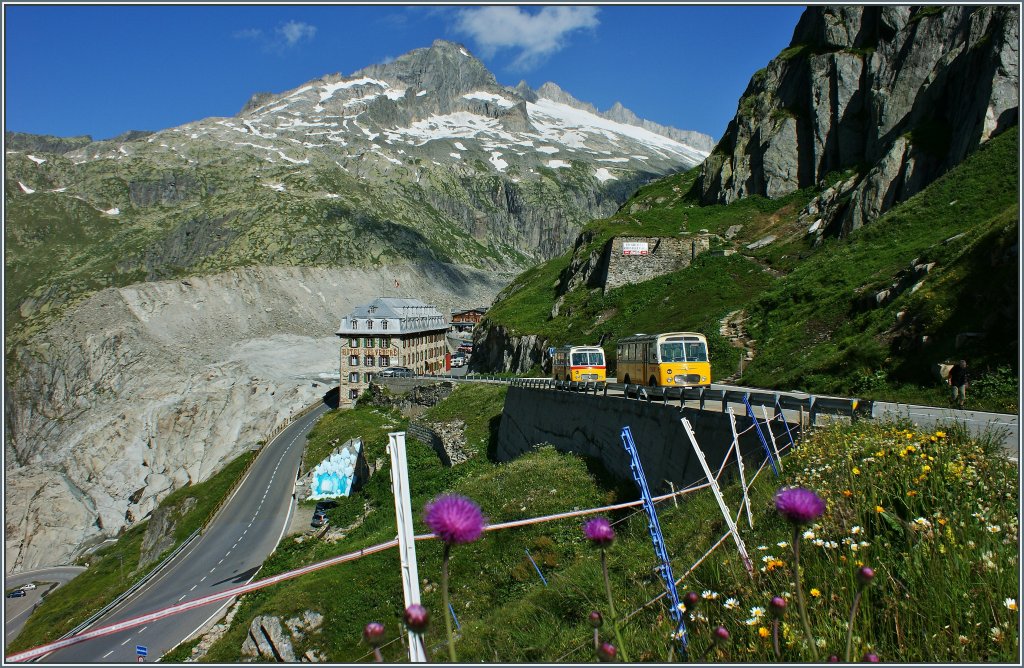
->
left=233, top=28, right=264, bottom=41
left=454, top=6, right=599, bottom=70
left=277, top=20, right=317, bottom=47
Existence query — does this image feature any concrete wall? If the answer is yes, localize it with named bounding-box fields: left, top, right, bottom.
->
left=602, top=235, right=711, bottom=292
left=497, top=387, right=784, bottom=493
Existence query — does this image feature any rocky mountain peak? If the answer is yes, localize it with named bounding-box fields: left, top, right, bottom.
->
left=353, top=39, right=498, bottom=101
left=535, top=82, right=599, bottom=114
left=604, top=101, right=640, bottom=125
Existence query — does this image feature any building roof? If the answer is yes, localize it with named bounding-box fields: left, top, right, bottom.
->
left=336, top=297, right=447, bottom=336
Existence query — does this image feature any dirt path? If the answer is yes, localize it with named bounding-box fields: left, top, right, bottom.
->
left=718, top=309, right=755, bottom=383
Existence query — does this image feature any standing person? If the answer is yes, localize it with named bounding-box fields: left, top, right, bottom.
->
left=949, top=359, right=968, bottom=408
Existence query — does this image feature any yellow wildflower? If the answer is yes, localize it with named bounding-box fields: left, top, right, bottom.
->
left=935, top=431, right=946, bottom=438
left=876, top=505, right=885, bottom=513
left=922, top=465, right=932, bottom=473
left=852, top=467, right=861, bottom=475
left=842, top=490, right=852, bottom=497
left=759, top=627, right=770, bottom=638
left=907, top=490, right=918, bottom=497
left=810, top=588, right=821, bottom=598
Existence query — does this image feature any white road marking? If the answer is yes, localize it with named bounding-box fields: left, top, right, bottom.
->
left=200, top=576, right=207, bottom=582
left=120, top=639, right=130, bottom=646
left=179, top=594, right=186, bottom=601
left=209, top=568, right=216, bottom=573
left=233, top=542, right=238, bottom=549
left=103, top=651, right=114, bottom=658
left=140, top=626, right=148, bottom=633
left=225, top=551, right=231, bottom=557
left=190, top=585, right=197, bottom=591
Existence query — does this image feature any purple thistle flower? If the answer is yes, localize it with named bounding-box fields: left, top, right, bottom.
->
left=828, top=655, right=840, bottom=662
left=597, top=641, right=617, bottom=662
left=713, top=626, right=730, bottom=644
left=857, top=566, right=875, bottom=587
left=583, top=517, right=615, bottom=547
left=683, top=591, right=700, bottom=609
left=769, top=596, right=787, bottom=618
left=424, top=495, right=485, bottom=545
left=775, top=487, right=826, bottom=525
left=588, top=610, right=603, bottom=628
left=363, top=622, right=385, bottom=646
left=403, top=604, right=429, bottom=633
left=863, top=652, right=880, bottom=662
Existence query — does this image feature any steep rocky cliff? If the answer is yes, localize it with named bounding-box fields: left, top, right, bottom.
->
left=697, top=5, right=1019, bottom=236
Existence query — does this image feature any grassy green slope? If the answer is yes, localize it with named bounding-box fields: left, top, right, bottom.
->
left=742, top=127, right=1018, bottom=409
left=168, top=385, right=1017, bottom=663
left=482, top=128, right=1019, bottom=411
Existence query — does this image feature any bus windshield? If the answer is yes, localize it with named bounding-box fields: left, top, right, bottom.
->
left=660, top=341, right=707, bottom=362
left=572, top=351, right=605, bottom=366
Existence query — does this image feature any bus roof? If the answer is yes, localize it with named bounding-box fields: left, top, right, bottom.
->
left=616, top=332, right=706, bottom=344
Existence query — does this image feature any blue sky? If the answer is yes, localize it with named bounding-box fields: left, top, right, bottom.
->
left=4, top=4, right=806, bottom=142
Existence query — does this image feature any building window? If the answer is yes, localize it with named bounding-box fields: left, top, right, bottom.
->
left=349, top=355, right=359, bottom=366
left=364, top=355, right=375, bottom=366
left=349, top=389, right=360, bottom=400
left=349, top=372, right=360, bottom=383
left=380, top=337, right=390, bottom=348
left=379, top=355, right=390, bottom=367
left=351, top=318, right=358, bottom=329
left=363, top=372, right=372, bottom=383
left=349, top=337, right=358, bottom=348
left=367, top=319, right=374, bottom=330
left=382, top=320, right=388, bottom=330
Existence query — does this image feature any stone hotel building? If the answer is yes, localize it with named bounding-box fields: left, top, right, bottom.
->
left=336, top=297, right=448, bottom=400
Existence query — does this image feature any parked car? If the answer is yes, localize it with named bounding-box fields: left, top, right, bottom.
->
left=451, top=356, right=465, bottom=368
left=377, top=366, right=414, bottom=378
left=18, top=583, right=36, bottom=590
left=6, top=589, right=26, bottom=598
left=311, top=510, right=328, bottom=528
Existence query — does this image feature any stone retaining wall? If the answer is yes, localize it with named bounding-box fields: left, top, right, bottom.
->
left=603, top=235, right=711, bottom=292
left=497, top=387, right=786, bottom=493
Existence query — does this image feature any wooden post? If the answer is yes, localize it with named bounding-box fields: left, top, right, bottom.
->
left=682, top=417, right=754, bottom=578
left=388, top=432, right=426, bottom=663
left=728, top=407, right=753, bottom=529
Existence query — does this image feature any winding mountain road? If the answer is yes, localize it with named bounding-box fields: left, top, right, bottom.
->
left=37, top=402, right=329, bottom=663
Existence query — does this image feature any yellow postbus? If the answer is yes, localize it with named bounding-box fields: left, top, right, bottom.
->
left=551, top=345, right=607, bottom=382
left=615, top=332, right=711, bottom=387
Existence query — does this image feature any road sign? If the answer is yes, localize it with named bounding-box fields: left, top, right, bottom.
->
left=136, top=645, right=148, bottom=657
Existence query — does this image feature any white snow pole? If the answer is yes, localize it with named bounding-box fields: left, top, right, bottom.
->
left=681, top=418, right=754, bottom=578
left=727, top=407, right=754, bottom=529
left=760, top=405, right=784, bottom=471
left=387, top=432, right=426, bottom=662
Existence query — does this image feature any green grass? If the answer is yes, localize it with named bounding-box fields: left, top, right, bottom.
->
left=742, top=127, right=1019, bottom=409
left=174, top=387, right=1017, bottom=663
left=480, top=127, right=1019, bottom=411
left=7, top=450, right=256, bottom=653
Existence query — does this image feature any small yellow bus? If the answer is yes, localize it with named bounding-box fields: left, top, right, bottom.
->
left=551, top=345, right=607, bottom=382
left=615, top=332, right=710, bottom=387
